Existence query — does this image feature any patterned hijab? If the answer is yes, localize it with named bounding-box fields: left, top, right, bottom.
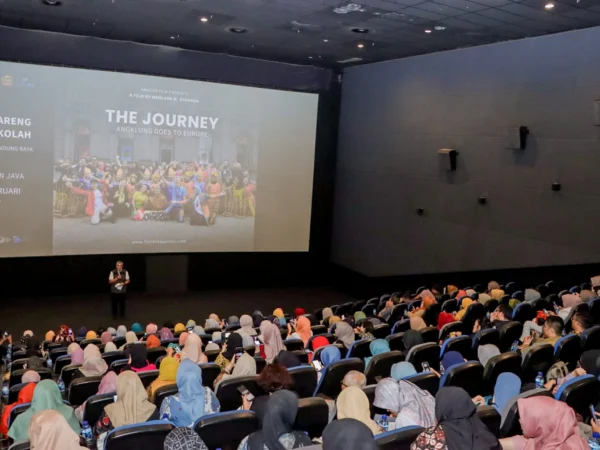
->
left=164, top=427, right=208, bottom=450
left=373, top=378, right=436, bottom=428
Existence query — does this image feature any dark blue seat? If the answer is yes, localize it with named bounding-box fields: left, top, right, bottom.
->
left=512, top=291, right=524, bottom=302
left=389, top=304, right=409, bottom=325
left=199, top=362, right=224, bottom=390
left=386, top=333, right=405, bottom=352
left=521, top=344, right=554, bottom=383
left=406, top=343, right=440, bottom=372
left=580, top=325, right=600, bottom=351
left=391, top=319, right=410, bottom=334
left=482, top=352, right=521, bottom=396
left=442, top=299, right=459, bottom=313
left=373, top=324, right=391, bottom=339
left=375, top=425, right=424, bottom=450
left=295, top=397, right=329, bottom=438
left=365, top=351, right=404, bottom=385
left=10, top=358, right=28, bottom=371
left=438, top=322, right=464, bottom=341
left=8, top=382, right=36, bottom=404
left=335, top=302, right=354, bottom=317
left=554, top=334, right=581, bottom=371
left=439, top=361, right=484, bottom=397
left=403, top=372, right=440, bottom=396
left=531, top=298, right=549, bottom=313
left=471, top=329, right=500, bottom=353
left=555, top=374, right=600, bottom=422
left=352, top=301, right=366, bottom=313
left=84, top=392, right=116, bottom=426
left=512, top=303, right=534, bottom=324
left=346, top=339, right=373, bottom=359
left=419, top=327, right=438, bottom=344
left=215, top=375, right=261, bottom=411
left=7, top=441, right=29, bottom=450
left=505, top=282, right=517, bottom=295
left=50, top=347, right=68, bottom=360
left=194, top=411, right=260, bottom=450
left=80, top=339, right=102, bottom=349
left=498, top=321, right=523, bottom=352
left=68, top=375, right=102, bottom=407
left=152, top=384, right=178, bottom=408
left=408, top=300, right=422, bottom=312
left=313, top=358, right=364, bottom=399
left=288, top=366, right=318, bottom=399
left=283, top=339, right=305, bottom=351
left=53, top=354, right=72, bottom=375
left=105, top=420, right=175, bottom=450
left=460, top=303, right=486, bottom=337
left=440, top=335, right=471, bottom=360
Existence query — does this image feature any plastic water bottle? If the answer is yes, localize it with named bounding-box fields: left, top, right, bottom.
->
left=2, top=383, right=8, bottom=398
left=510, top=341, right=519, bottom=353
left=439, top=364, right=445, bottom=375
left=588, top=432, right=600, bottom=449
left=535, top=372, right=544, bottom=389
left=379, top=414, right=389, bottom=432
left=46, top=356, right=53, bottom=368
left=81, top=421, right=93, bottom=444
left=57, top=378, right=65, bottom=393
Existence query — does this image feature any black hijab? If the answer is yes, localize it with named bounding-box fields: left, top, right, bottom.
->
left=128, top=344, right=148, bottom=369
left=435, top=387, right=501, bottom=450
left=252, top=313, right=264, bottom=328
left=322, top=418, right=377, bottom=450
left=580, top=350, right=600, bottom=377
left=25, top=336, right=40, bottom=357
left=223, top=332, right=243, bottom=361
left=276, top=351, right=302, bottom=369
left=403, top=330, right=425, bottom=351
left=247, top=390, right=312, bottom=450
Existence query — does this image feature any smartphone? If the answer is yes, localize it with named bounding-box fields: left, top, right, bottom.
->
left=174, top=346, right=181, bottom=354
left=235, top=352, right=242, bottom=361
left=591, top=404, right=597, bottom=420
left=543, top=309, right=549, bottom=314
left=421, top=361, right=430, bottom=372
left=553, top=303, right=560, bottom=313
left=483, top=395, right=493, bottom=406
left=225, top=332, right=231, bottom=339
left=254, top=338, right=261, bottom=347
left=341, top=315, right=345, bottom=320
left=113, top=395, right=118, bottom=402
left=312, top=360, right=323, bottom=371
left=187, top=327, right=194, bottom=332
left=68, top=329, right=73, bottom=336
left=237, top=385, right=255, bottom=402
left=3, top=331, right=8, bottom=338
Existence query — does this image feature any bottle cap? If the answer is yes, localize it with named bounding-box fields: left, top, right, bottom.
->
left=537, top=372, right=543, bottom=376
left=83, top=421, right=89, bottom=427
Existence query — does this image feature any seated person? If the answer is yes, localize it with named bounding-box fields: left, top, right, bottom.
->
left=71, top=344, right=108, bottom=380
left=121, top=344, right=157, bottom=373
left=571, top=311, right=592, bottom=336
left=342, top=370, right=367, bottom=390
left=472, top=316, right=492, bottom=334
left=391, top=362, right=417, bottom=381
left=490, top=304, right=513, bottom=330
left=365, top=339, right=390, bottom=366
left=477, top=344, right=500, bottom=368
left=317, top=346, right=342, bottom=383
left=243, top=363, right=292, bottom=420
left=519, top=316, right=563, bottom=356
left=337, top=386, right=382, bottom=435
left=180, top=333, right=208, bottom=364
left=146, top=355, right=178, bottom=403
left=75, top=372, right=117, bottom=423
left=1, top=381, right=36, bottom=438
left=378, top=299, right=396, bottom=322
left=355, top=320, right=375, bottom=340
left=373, top=378, right=436, bottom=429
left=29, top=410, right=88, bottom=450
left=160, top=359, right=220, bottom=427
left=214, top=333, right=244, bottom=369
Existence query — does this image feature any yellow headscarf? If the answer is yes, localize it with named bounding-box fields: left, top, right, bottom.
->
left=455, top=298, right=474, bottom=320
left=85, top=330, right=98, bottom=339
left=45, top=330, right=56, bottom=341
left=329, top=316, right=341, bottom=325
left=490, top=289, right=505, bottom=301
left=158, top=356, right=178, bottom=382
left=273, top=308, right=285, bottom=319
left=174, top=323, right=186, bottom=333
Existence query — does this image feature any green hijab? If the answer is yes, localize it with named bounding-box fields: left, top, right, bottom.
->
left=354, top=311, right=367, bottom=322
left=8, top=379, right=81, bottom=441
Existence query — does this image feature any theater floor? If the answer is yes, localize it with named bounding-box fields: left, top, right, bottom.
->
left=1, top=287, right=355, bottom=337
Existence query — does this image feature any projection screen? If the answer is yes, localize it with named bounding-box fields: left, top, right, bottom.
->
left=0, top=62, right=318, bottom=257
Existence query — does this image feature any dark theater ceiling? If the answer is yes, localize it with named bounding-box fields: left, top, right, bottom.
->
left=1, top=0, right=600, bottom=67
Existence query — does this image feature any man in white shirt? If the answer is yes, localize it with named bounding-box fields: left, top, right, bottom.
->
left=108, top=261, right=130, bottom=319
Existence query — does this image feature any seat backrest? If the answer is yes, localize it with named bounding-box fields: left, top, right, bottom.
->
left=109, top=359, right=129, bottom=373
left=137, top=370, right=159, bottom=389
left=8, top=441, right=30, bottom=450
left=386, top=333, right=405, bottom=352
left=374, top=426, right=425, bottom=450
left=283, top=339, right=305, bottom=352
left=9, top=368, right=53, bottom=388
left=589, top=299, right=600, bottom=325
left=205, top=350, right=220, bottom=363
left=512, top=303, right=534, bottom=323
left=199, top=363, right=221, bottom=389
left=216, top=375, right=262, bottom=411
left=419, top=327, right=438, bottom=344
left=555, top=374, right=600, bottom=421
left=68, top=375, right=102, bottom=406
left=391, top=319, right=411, bottom=335
left=152, top=384, right=178, bottom=409
left=439, top=361, right=484, bottom=397
left=9, top=403, right=31, bottom=427
left=53, top=354, right=72, bottom=375
left=499, top=389, right=553, bottom=438
left=294, top=397, right=329, bottom=438
left=102, top=351, right=126, bottom=368
left=50, top=347, right=68, bottom=359
left=442, top=299, right=459, bottom=313
left=254, top=357, right=266, bottom=374
left=146, top=348, right=166, bottom=364
left=554, top=334, right=581, bottom=371
left=438, top=322, right=464, bottom=341
left=521, top=344, right=554, bottom=383
left=477, top=405, right=501, bottom=437
left=422, top=303, right=441, bottom=327
left=361, top=384, right=378, bottom=418
left=471, top=329, right=500, bottom=352
left=84, top=392, right=115, bottom=426
left=105, top=420, right=175, bottom=450
left=60, top=364, right=83, bottom=388
left=581, top=325, right=600, bottom=351
left=482, top=352, right=521, bottom=396
left=365, top=351, right=405, bottom=385
left=440, top=335, right=472, bottom=360
left=288, top=366, right=318, bottom=399
left=80, top=339, right=102, bottom=349
left=346, top=339, right=373, bottom=360
left=194, top=410, right=260, bottom=450
left=10, top=358, right=29, bottom=371
left=112, top=337, right=126, bottom=348
left=406, top=343, right=440, bottom=372
left=498, top=322, right=523, bottom=352
left=291, top=350, right=309, bottom=364
left=460, top=303, right=486, bottom=335
left=389, top=304, right=409, bottom=325
left=310, top=325, right=327, bottom=336
left=313, top=358, right=365, bottom=399
left=403, top=372, right=440, bottom=397
left=372, top=324, right=391, bottom=339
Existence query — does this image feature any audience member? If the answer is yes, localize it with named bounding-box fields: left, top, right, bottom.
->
left=175, top=322, right=187, bottom=333
left=322, top=307, right=334, bottom=327
left=408, top=294, right=436, bottom=319
left=437, top=312, right=456, bottom=331
left=318, top=346, right=341, bottom=382
left=342, top=370, right=367, bottom=390
left=572, top=311, right=592, bottom=335
left=164, top=427, right=208, bottom=450
left=412, top=387, right=500, bottom=450
left=336, top=386, right=381, bottom=435
left=260, top=320, right=285, bottom=364
left=71, top=344, right=108, bottom=380
left=333, top=321, right=355, bottom=350
left=146, top=335, right=161, bottom=348
left=21, top=369, right=41, bottom=383
left=490, top=304, right=513, bottom=330
left=181, top=333, right=208, bottom=364
left=107, top=327, right=117, bottom=336
left=147, top=355, right=178, bottom=402
left=178, top=331, right=189, bottom=346
left=520, top=315, right=563, bottom=355
left=119, top=331, right=138, bottom=350
left=1, top=382, right=35, bottom=437
left=69, top=347, right=84, bottom=367
left=276, top=351, right=302, bottom=369
left=311, top=335, right=329, bottom=352
left=441, top=351, right=465, bottom=372
left=454, top=298, right=473, bottom=321
left=364, top=339, right=390, bottom=366
left=248, top=363, right=293, bottom=418
left=104, top=342, right=117, bottom=353
left=580, top=283, right=595, bottom=302
left=214, top=332, right=244, bottom=369
left=29, top=410, right=87, bottom=450
left=391, top=362, right=417, bottom=381
left=378, top=298, right=396, bottom=322
left=45, top=330, right=56, bottom=341
left=477, top=344, right=500, bottom=368
left=524, top=288, right=541, bottom=304
left=322, top=419, right=377, bottom=450
left=122, top=344, right=157, bottom=373
left=273, top=308, right=286, bottom=326
left=215, top=351, right=257, bottom=389
left=116, top=325, right=127, bottom=338
left=355, top=319, right=375, bottom=340
left=238, top=314, right=257, bottom=336
left=85, top=330, right=98, bottom=339
left=75, top=371, right=118, bottom=422
left=287, top=316, right=312, bottom=347
left=492, top=373, right=521, bottom=417
left=160, top=359, right=220, bottom=426
left=373, top=378, right=436, bottom=428
left=490, top=289, right=505, bottom=301
left=131, top=323, right=144, bottom=333
left=54, top=325, right=75, bottom=343
left=26, top=355, right=44, bottom=370
left=9, top=379, right=80, bottom=442
left=100, top=331, right=113, bottom=345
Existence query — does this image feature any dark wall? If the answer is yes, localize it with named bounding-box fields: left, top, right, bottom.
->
left=0, top=26, right=339, bottom=298
left=333, top=26, right=600, bottom=278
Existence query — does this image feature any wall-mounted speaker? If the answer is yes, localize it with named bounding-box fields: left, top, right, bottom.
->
left=416, top=208, right=425, bottom=215
left=438, top=148, right=458, bottom=171
left=478, top=196, right=487, bottom=205
left=508, top=126, right=529, bottom=150
left=552, top=183, right=561, bottom=192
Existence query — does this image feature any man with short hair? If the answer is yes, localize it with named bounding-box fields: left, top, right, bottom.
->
left=520, top=316, right=563, bottom=355
left=109, top=261, right=130, bottom=319
left=490, top=304, right=513, bottom=331
left=341, top=370, right=367, bottom=390
left=572, top=312, right=591, bottom=336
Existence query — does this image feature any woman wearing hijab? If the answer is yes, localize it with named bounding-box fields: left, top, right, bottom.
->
left=147, top=355, right=179, bottom=402
left=322, top=307, right=334, bottom=327
left=107, top=327, right=117, bottom=337
left=175, top=323, right=186, bottom=333
left=185, top=319, right=196, bottom=329
left=477, top=344, right=500, bottom=368
left=94, top=371, right=158, bottom=443
left=123, top=344, right=157, bottom=373
left=0, top=381, right=36, bottom=437
left=408, top=294, right=437, bottom=319
left=437, top=312, right=457, bottom=331
left=145, top=323, right=158, bottom=336
left=318, top=346, right=341, bottom=382
left=228, top=316, right=241, bottom=328
left=85, top=330, right=98, bottom=340
left=410, top=316, right=427, bottom=331
left=69, top=347, right=84, bottom=367
left=28, top=410, right=87, bottom=450
left=337, top=386, right=382, bottom=435
left=104, top=342, right=117, bottom=353
left=214, top=332, right=243, bottom=369
left=252, top=311, right=264, bottom=328
left=100, top=331, right=113, bottom=345
left=45, top=330, right=56, bottom=342
left=490, top=289, right=505, bottom=301
left=240, top=390, right=313, bottom=450
left=164, top=427, right=209, bottom=450
left=72, top=344, right=108, bottom=380
left=273, top=308, right=287, bottom=326
left=294, top=308, right=306, bottom=318
left=160, top=359, right=220, bottom=427
left=276, top=351, right=302, bottom=369
left=131, top=323, right=144, bottom=333
left=260, top=321, right=285, bottom=364
left=441, top=351, right=465, bottom=372
left=239, top=315, right=257, bottom=336
left=21, top=370, right=41, bottom=384
left=116, top=325, right=127, bottom=338
left=75, top=371, right=118, bottom=423
left=454, top=298, right=474, bottom=321
left=25, top=336, right=41, bottom=358
left=412, top=387, right=500, bottom=450
left=181, top=333, right=208, bottom=364
left=75, top=327, right=87, bottom=339
left=159, top=327, right=174, bottom=341
left=364, top=339, right=390, bottom=367
left=67, top=342, right=81, bottom=355
left=178, top=331, right=189, bottom=347
left=119, top=331, right=138, bottom=350
left=145, top=335, right=161, bottom=349
left=322, top=419, right=377, bottom=450
left=287, top=316, right=312, bottom=347
left=9, top=379, right=81, bottom=442
left=391, top=362, right=417, bottom=381
left=192, top=325, right=205, bottom=336
left=215, top=351, right=257, bottom=390
left=492, top=373, right=521, bottom=418
left=373, top=378, right=436, bottom=429
left=403, top=330, right=425, bottom=352
left=334, top=321, right=355, bottom=350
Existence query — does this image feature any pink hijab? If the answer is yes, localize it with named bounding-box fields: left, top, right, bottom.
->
left=100, top=332, right=113, bottom=345
left=178, top=332, right=189, bottom=347
left=517, top=397, right=587, bottom=450
left=97, top=371, right=118, bottom=395
left=180, top=333, right=206, bottom=364
left=21, top=370, right=41, bottom=383
left=145, top=323, right=158, bottom=335
left=71, top=348, right=84, bottom=365
left=260, top=320, right=284, bottom=364
left=562, top=294, right=583, bottom=309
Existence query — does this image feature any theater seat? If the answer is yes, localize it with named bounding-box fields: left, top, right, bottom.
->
left=477, top=406, right=501, bottom=437
left=419, top=327, right=438, bottom=344
left=198, top=363, right=221, bottom=389
left=105, top=420, right=175, bottom=450
left=365, top=351, right=404, bottom=385
left=386, top=333, right=405, bottom=352
left=10, top=358, right=28, bottom=371
left=346, top=339, right=373, bottom=360
left=403, top=372, right=440, bottom=397
left=60, top=364, right=83, bottom=388
left=146, top=348, right=166, bottom=364
left=137, top=370, right=159, bottom=389
left=313, top=358, right=364, bottom=399
left=439, top=361, right=484, bottom=397
left=109, top=359, right=129, bottom=374
left=422, top=303, right=441, bottom=328
left=313, top=344, right=346, bottom=362
left=555, top=374, right=600, bottom=421
left=283, top=339, right=305, bottom=352
left=589, top=299, right=600, bottom=325
left=113, top=337, right=126, bottom=348
left=310, top=325, right=327, bottom=336
left=389, top=304, right=409, bottom=326
left=482, top=353, right=521, bottom=396
left=442, top=299, right=459, bottom=313
left=8, top=382, right=36, bottom=404
left=499, top=389, right=553, bottom=438
left=10, top=400, right=71, bottom=428
left=554, top=334, right=581, bottom=371
left=406, top=343, right=440, bottom=372
left=53, top=354, right=71, bottom=375
left=69, top=375, right=102, bottom=407
left=80, top=339, right=102, bottom=349
left=9, top=368, right=52, bottom=388
left=84, top=393, right=115, bottom=426
left=438, top=322, right=464, bottom=341
left=581, top=325, right=600, bottom=351
left=254, top=357, right=266, bottom=374
left=498, top=322, right=523, bottom=352
left=521, top=344, right=553, bottom=383
left=512, top=303, right=534, bottom=324
left=292, top=350, right=309, bottom=364
left=50, top=347, right=68, bottom=360
left=7, top=441, right=29, bottom=450
left=288, top=366, right=317, bottom=399
left=374, top=426, right=424, bottom=450
left=152, top=384, right=178, bottom=408
left=361, top=384, right=382, bottom=418
left=215, top=375, right=261, bottom=411
left=205, top=350, right=220, bottom=363
left=194, top=411, right=260, bottom=450
left=295, top=397, right=329, bottom=438
left=471, top=329, right=500, bottom=354
left=440, top=336, right=471, bottom=360
left=460, top=303, right=486, bottom=336
left=372, top=324, right=391, bottom=339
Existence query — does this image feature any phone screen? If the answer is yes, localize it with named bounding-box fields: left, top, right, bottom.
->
left=225, top=332, right=231, bottom=339
left=237, top=385, right=255, bottom=402
left=591, top=404, right=597, bottom=419
left=254, top=338, right=261, bottom=347
left=312, top=360, right=323, bottom=371
left=421, top=362, right=430, bottom=372
left=68, top=329, right=73, bottom=335
left=235, top=352, right=242, bottom=361
left=3, top=332, right=8, bottom=338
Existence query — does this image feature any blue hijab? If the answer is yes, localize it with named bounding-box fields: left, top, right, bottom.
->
left=442, top=351, right=464, bottom=371
left=131, top=323, right=144, bottom=333
left=493, top=372, right=521, bottom=413
left=365, top=339, right=390, bottom=366
left=320, top=346, right=341, bottom=373
left=391, top=361, right=417, bottom=380
left=171, top=359, right=206, bottom=427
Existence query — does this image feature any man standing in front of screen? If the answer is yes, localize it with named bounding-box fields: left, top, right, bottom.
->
left=109, top=261, right=130, bottom=319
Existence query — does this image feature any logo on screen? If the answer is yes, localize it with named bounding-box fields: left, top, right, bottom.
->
left=0, top=75, right=13, bottom=87
left=16, top=77, right=34, bottom=88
